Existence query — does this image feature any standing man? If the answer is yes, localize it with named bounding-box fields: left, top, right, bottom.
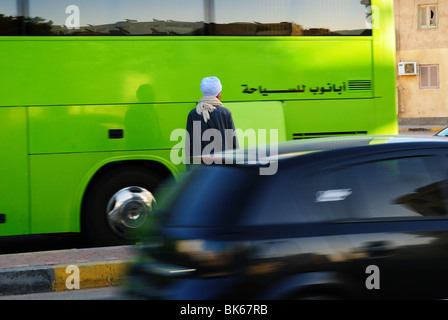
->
left=186, top=76, right=239, bottom=166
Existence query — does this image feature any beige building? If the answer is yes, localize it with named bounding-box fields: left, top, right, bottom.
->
left=395, top=0, right=448, bottom=120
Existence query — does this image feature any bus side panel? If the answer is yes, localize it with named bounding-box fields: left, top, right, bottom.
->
left=0, top=107, right=29, bottom=236
left=0, top=37, right=373, bottom=107
left=28, top=104, right=192, bottom=154
left=373, top=0, right=398, bottom=134
left=225, top=101, right=287, bottom=147
left=29, top=150, right=178, bottom=235
left=283, top=99, right=375, bottom=139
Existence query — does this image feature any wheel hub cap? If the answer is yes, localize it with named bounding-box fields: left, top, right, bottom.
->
left=106, top=186, right=155, bottom=239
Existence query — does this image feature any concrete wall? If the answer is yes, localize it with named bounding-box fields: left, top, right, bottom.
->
left=395, top=0, right=448, bottom=118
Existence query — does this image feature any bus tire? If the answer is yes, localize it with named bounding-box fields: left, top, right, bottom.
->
left=82, top=166, right=161, bottom=246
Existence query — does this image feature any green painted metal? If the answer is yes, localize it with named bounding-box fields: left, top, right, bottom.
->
left=0, top=108, right=29, bottom=236
left=0, top=0, right=397, bottom=236
left=29, top=150, right=179, bottom=234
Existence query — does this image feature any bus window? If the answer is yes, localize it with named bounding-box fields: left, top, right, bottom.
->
left=1, top=0, right=373, bottom=37
left=213, top=0, right=372, bottom=36
left=26, top=0, right=205, bottom=36
left=0, top=0, right=17, bottom=16
left=0, top=0, right=22, bottom=35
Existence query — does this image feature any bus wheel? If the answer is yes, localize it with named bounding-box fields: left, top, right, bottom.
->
left=82, top=166, right=161, bottom=246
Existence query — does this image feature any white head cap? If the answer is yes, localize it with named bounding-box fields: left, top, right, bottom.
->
left=200, top=76, right=222, bottom=97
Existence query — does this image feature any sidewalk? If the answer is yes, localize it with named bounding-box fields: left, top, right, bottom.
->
left=0, top=245, right=136, bottom=296
left=398, top=117, right=447, bottom=134
left=398, top=125, right=444, bottom=133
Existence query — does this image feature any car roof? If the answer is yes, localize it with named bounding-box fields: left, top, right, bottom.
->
left=201, top=135, right=448, bottom=166
left=271, top=135, right=448, bottom=157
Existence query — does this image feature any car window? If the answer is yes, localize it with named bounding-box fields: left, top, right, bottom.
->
left=162, top=165, right=260, bottom=227
left=307, top=155, right=448, bottom=221
left=239, top=171, right=302, bottom=225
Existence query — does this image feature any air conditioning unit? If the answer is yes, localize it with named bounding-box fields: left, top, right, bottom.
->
left=398, top=62, right=418, bottom=75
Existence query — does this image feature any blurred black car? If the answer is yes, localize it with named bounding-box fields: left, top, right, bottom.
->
left=125, top=135, right=448, bottom=300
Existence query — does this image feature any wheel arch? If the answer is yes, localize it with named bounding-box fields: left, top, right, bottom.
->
left=85, top=159, right=174, bottom=188
left=76, top=157, right=178, bottom=232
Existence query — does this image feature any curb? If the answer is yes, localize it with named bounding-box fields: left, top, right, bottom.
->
left=398, top=126, right=444, bottom=133
left=0, top=260, right=130, bottom=296
left=0, top=246, right=135, bottom=296
left=52, top=260, right=130, bottom=291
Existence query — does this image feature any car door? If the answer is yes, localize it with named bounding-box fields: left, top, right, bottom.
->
left=304, top=150, right=448, bottom=299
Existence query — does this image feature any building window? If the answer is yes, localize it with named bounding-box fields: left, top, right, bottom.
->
left=419, top=65, right=439, bottom=89
left=419, top=4, right=438, bottom=29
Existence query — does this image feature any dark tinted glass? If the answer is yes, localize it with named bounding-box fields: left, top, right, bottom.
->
left=0, top=1, right=16, bottom=16
left=0, top=0, right=25, bottom=35
left=1, top=0, right=204, bottom=36
left=307, top=155, right=448, bottom=221
left=163, top=154, right=448, bottom=227
left=163, top=165, right=259, bottom=227
left=213, top=0, right=372, bottom=36
left=1, top=0, right=371, bottom=36
left=238, top=169, right=304, bottom=225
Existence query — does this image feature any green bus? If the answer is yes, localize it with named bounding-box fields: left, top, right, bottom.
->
left=0, top=0, right=397, bottom=245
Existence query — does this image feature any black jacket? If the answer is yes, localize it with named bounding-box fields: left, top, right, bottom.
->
left=185, top=105, right=239, bottom=164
